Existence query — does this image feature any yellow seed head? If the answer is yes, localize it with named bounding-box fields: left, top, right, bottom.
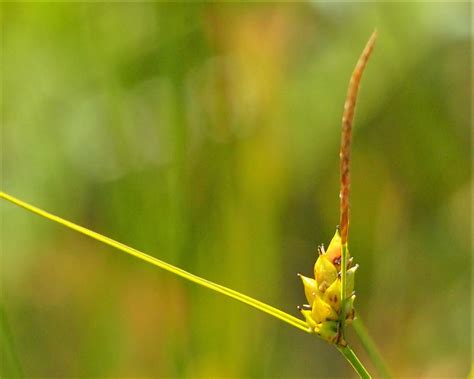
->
left=299, top=228, right=359, bottom=344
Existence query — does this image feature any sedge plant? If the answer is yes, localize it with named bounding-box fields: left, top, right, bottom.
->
left=1, top=31, right=391, bottom=378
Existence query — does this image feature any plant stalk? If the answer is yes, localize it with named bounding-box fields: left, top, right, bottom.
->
left=337, top=345, right=372, bottom=379
left=339, top=242, right=349, bottom=338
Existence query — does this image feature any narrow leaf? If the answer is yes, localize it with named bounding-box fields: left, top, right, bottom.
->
left=0, top=191, right=309, bottom=333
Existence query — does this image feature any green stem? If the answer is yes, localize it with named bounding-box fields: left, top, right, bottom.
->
left=337, top=345, right=371, bottom=379
left=340, top=243, right=349, bottom=337
left=353, top=317, right=392, bottom=378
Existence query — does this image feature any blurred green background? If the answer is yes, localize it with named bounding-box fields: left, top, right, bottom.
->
left=1, top=2, right=471, bottom=378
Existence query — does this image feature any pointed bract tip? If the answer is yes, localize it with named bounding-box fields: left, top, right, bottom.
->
left=366, top=30, right=378, bottom=50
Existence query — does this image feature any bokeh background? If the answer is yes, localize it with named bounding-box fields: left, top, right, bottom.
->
left=1, top=2, right=471, bottom=378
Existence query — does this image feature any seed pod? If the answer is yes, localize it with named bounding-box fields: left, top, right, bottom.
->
left=345, top=264, right=358, bottom=297
left=325, top=228, right=347, bottom=268
left=312, top=295, right=339, bottom=323
left=344, top=294, right=356, bottom=324
left=314, top=255, right=337, bottom=290
left=298, top=274, right=320, bottom=304
left=316, top=320, right=339, bottom=344
left=323, top=277, right=341, bottom=312
left=325, top=228, right=341, bottom=262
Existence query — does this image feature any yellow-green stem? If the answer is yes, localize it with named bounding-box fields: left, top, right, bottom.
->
left=340, top=242, right=349, bottom=338
left=337, top=345, right=372, bottom=379
left=0, top=191, right=308, bottom=333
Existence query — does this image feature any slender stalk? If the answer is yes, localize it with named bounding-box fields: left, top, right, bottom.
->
left=0, top=191, right=309, bottom=333
left=339, top=30, right=377, bottom=344
left=339, top=30, right=377, bottom=245
left=337, top=345, right=372, bottom=379
left=353, top=317, right=392, bottom=379
left=339, top=242, right=349, bottom=338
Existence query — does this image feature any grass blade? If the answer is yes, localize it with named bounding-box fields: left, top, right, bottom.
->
left=0, top=191, right=309, bottom=333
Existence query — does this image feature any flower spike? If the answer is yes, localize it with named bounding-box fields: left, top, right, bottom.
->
left=298, top=31, right=377, bottom=347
